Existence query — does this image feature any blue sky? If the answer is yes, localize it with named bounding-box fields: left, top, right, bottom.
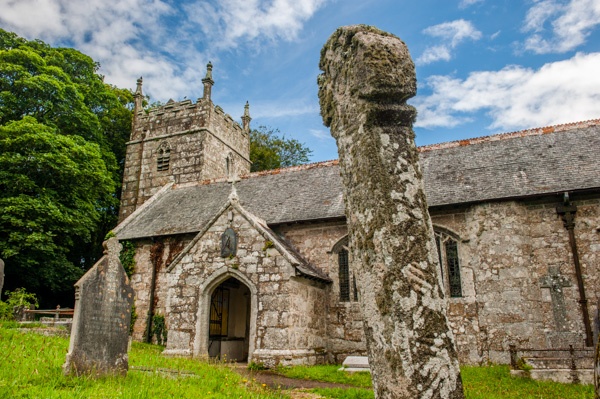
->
left=1, top=0, right=600, bottom=162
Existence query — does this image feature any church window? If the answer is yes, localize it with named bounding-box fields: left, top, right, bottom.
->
left=434, top=229, right=463, bottom=298
left=339, top=249, right=350, bottom=302
left=157, top=144, right=170, bottom=171
left=332, top=235, right=358, bottom=303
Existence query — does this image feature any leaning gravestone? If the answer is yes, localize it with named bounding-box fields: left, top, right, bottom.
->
left=63, top=237, right=134, bottom=376
left=318, top=25, right=464, bottom=398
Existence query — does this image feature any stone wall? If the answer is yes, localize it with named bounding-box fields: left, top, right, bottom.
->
left=128, top=236, right=191, bottom=342
left=161, top=204, right=328, bottom=365
left=431, top=194, right=600, bottom=364
left=119, top=98, right=250, bottom=221
left=125, top=192, right=600, bottom=365
left=270, top=193, right=600, bottom=365
left=275, top=221, right=366, bottom=362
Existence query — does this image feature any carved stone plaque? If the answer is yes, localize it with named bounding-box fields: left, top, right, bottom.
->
left=220, top=228, right=237, bottom=258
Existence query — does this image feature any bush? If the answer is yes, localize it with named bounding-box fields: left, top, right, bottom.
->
left=0, top=288, right=39, bottom=321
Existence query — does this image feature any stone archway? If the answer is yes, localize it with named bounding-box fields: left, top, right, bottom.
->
left=194, top=268, right=257, bottom=362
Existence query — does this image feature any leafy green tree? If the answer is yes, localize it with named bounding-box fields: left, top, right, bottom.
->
left=0, top=118, right=116, bottom=304
left=249, top=126, right=312, bottom=172
left=0, top=29, right=133, bottom=306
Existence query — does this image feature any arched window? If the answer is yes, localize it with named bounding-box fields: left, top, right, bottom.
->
left=332, top=235, right=357, bottom=303
left=434, top=228, right=462, bottom=298
left=157, top=142, right=171, bottom=171
left=338, top=249, right=350, bottom=302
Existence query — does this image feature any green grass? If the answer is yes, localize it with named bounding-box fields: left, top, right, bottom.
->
left=0, top=325, right=595, bottom=399
left=0, top=327, right=287, bottom=399
left=276, top=364, right=594, bottom=399
left=461, top=364, right=593, bottom=399
left=311, top=387, right=374, bottom=399
left=274, top=364, right=372, bottom=388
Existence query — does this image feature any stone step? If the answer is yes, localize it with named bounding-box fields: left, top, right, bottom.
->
left=339, top=356, right=371, bottom=373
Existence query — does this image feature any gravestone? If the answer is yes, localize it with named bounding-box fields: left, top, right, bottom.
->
left=539, top=265, right=572, bottom=331
left=319, top=25, right=464, bottom=398
left=63, top=237, right=134, bottom=376
left=0, top=258, right=4, bottom=297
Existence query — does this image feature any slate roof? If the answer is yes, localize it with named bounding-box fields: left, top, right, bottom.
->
left=116, top=120, right=600, bottom=240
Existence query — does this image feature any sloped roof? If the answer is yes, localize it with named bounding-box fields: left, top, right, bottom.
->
left=163, top=194, right=331, bottom=283
left=116, top=120, right=600, bottom=240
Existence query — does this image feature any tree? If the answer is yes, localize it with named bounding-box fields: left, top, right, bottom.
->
left=0, top=29, right=133, bottom=306
left=249, top=126, right=312, bottom=172
left=0, top=118, right=116, bottom=305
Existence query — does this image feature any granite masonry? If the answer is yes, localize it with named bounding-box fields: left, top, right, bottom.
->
left=114, top=62, right=600, bottom=368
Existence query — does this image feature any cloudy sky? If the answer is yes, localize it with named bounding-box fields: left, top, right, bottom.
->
left=1, top=0, right=600, bottom=161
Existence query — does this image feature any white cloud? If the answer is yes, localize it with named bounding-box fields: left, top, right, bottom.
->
left=418, top=45, right=452, bottom=64
left=522, top=0, right=600, bottom=53
left=459, top=0, right=483, bottom=8
left=0, top=0, right=326, bottom=100
left=417, top=20, right=482, bottom=65
left=251, top=101, right=319, bottom=119
left=184, top=0, right=329, bottom=49
left=414, top=52, right=600, bottom=131
left=309, top=129, right=333, bottom=141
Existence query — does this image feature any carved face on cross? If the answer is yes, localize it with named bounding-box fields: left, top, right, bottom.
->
left=318, top=25, right=417, bottom=128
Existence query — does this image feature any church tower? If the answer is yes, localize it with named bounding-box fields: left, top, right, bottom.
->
left=119, top=63, right=251, bottom=221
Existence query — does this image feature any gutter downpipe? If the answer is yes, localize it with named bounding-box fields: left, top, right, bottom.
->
left=144, top=245, right=158, bottom=343
left=557, top=192, right=593, bottom=347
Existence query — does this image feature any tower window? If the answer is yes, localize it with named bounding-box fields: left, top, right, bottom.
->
left=157, top=146, right=170, bottom=171
left=435, top=229, right=463, bottom=298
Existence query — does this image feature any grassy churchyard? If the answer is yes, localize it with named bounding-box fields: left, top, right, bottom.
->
left=0, top=324, right=594, bottom=399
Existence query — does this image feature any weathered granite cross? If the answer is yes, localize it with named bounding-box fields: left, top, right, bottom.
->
left=539, top=265, right=572, bottom=331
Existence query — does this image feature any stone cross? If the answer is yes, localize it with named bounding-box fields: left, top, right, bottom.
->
left=539, top=265, right=572, bottom=331
left=318, top=25, right=464, bottom=399
left=63, top=237, right=134, bottom=377
left=0, top=258, right=4, bottom=298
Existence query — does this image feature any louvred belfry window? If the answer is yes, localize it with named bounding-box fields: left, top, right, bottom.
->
left=157, top=146, right=170, bottom=171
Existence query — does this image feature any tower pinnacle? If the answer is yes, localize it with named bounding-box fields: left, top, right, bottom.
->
left=241, top=101, right=251, bottom=133
left=202, top=62, right=214, bottom=101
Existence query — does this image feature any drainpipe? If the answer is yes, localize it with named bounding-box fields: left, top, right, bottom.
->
left=556, top=192, right=593, bottom=347
left=144, top=247, right=158, bottom=343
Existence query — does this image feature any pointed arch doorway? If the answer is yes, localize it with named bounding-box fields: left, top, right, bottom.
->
left=208, top=277, right=251, bottom=361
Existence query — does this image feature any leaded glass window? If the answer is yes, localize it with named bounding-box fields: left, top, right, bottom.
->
left=339, top=249, right=350, bottom=302
left=434, top=229, right=462, bottom=298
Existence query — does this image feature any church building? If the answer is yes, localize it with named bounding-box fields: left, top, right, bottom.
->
left=114, top=65, right=600, bottom=367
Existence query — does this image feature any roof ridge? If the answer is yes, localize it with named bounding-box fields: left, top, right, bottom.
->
left=418, top=118, right=600, bottom=153
left=241, top=159, right=340, bottom=179
left=173, top=118, right=600, bottom=189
